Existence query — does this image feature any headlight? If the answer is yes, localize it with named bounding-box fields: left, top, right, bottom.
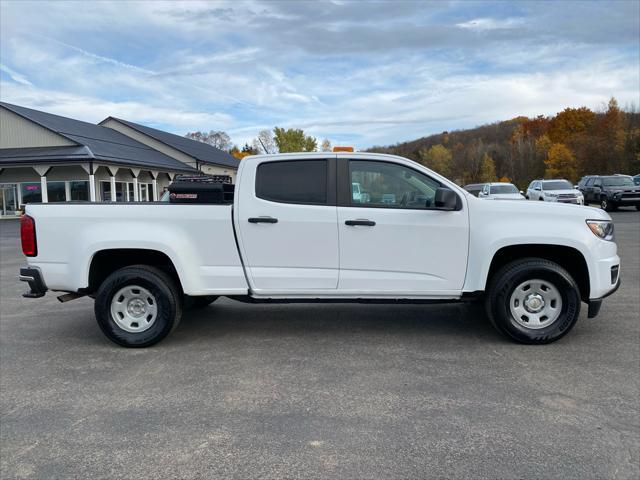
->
left=586, top=220, right=615, bottom=241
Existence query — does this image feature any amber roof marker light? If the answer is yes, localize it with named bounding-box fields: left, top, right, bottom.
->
left=333, top=146, right=354, bottom=152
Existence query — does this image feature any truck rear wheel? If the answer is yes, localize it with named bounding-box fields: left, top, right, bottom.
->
left=486, top=258, right=581, bottom=344
left=94, top=265, right=182, bottom=347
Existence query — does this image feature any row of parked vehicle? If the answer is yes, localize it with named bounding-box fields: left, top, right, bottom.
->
left=464, top=174, right=640, bottom=211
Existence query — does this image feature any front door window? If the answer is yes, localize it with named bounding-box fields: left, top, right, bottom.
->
left=349, top=161, right=440, bottom=209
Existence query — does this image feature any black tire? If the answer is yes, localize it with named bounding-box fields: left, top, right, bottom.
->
left=600, top=197, right=615, bottom=211
left=184, top=295, right=219, bottom=309
left=485, top=258, right=581, bottom=344
left=94, top=265, right=182, bottom=347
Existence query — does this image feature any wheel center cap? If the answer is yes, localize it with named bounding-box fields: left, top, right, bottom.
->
left=524, top=294, right=545, bottom=313
left=127, top=299, right=147, bottom=317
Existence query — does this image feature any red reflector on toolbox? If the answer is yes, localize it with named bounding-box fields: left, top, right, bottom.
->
left=21, top=215, right=37, bottom=257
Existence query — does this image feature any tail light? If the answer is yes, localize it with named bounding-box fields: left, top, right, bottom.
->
left=21, top=215, right=37, bottom=257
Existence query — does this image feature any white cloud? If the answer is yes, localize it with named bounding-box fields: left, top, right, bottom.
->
left=0, top=64, right=32, bottom=86
left=456, top=17, right=524, bottom=31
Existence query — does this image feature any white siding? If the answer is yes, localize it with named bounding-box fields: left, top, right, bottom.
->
left=0, top=107, right=76, bottom=148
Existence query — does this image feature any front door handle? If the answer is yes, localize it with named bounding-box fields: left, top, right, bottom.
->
left=248, top=216, right=278, bottom=224
left=345, top=219, right=375, bottom=226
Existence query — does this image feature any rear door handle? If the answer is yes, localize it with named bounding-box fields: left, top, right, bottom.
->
left=345, top=219, right=375, bottom=226
left=248, top=216, right=278, bottom=224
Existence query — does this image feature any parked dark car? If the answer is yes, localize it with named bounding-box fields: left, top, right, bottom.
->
left=577, top=175, right=596, bottom=190
left=579, top=175, right=640, bottom=211
left=463, top=183, right=486, bottom=197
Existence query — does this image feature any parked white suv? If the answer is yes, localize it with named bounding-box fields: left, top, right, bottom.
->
left=526, top=179, right=584, bottom=205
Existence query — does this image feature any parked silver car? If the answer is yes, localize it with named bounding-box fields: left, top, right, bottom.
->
left=478, top=182, right=525, bottom=200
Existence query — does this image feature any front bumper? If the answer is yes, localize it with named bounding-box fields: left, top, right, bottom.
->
left=19, top=267, right=47, bottom=298
left=588, top=277, right=621, bottom=318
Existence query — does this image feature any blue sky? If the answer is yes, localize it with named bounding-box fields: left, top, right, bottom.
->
left=1, top=0, right=638, bottom=149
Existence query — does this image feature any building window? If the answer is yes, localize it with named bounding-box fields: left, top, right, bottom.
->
left=100, top=181, right=125, bottom=202
left=70, top=181, right=89, bottom=201
left=140, top=183, right=149, bottom=201
left=47, top=181, right=66, bottom=202
left=21, top=183, right=42, bottom=204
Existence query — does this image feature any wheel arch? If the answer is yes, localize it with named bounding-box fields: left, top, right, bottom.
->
left=87, top=248, right=183, bottom=293
left=485, top=244, right=590, bottom=301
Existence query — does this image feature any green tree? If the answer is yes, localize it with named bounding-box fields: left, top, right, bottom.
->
left=273, top=127, right=317, bottom=153
left=479, top=153, right=497, bottom=183
left=418, top=144, right=452, bottom=177
left=544, top=143, right=577, bottom=181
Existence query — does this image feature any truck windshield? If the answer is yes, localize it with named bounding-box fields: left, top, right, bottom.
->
left=603, top=177, right=634, bottom=187
left=542, top=180, right=573, bottom=190
left=491, top=185, right=518, bottom=194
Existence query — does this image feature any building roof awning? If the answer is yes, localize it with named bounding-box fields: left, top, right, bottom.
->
left=0, top=145, right=197, bottom=172
left=101, top=117, right=240, bottom=169
left=1, top=103, right=198, bottom=173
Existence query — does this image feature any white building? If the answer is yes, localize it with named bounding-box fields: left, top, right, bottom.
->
left=0, top=102, right=239, bottom=217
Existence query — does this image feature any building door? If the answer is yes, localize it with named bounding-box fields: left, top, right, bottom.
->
left=0, top=184, right=18, bottom=216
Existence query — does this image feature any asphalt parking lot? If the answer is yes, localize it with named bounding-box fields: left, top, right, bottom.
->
left=1, top=212, right=639, bottom=479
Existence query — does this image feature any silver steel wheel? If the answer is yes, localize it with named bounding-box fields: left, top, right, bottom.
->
left=110, top=285, right=158, bottom=333
left=509, top=279, right=562, bottom=329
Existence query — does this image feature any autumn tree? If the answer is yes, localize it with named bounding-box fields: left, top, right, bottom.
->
left=185, top=130, right=232, bottom=151
left=548, top=107, right=596, bottom=144
left=544, top=143, right=577, bottom=181
left=230, top=143, right=256, bottom=160
left=273, top=127, right=317, bottom=153
left=478, top=153, right=497, bottom=183
left=418, top=144, right=452, bottom=177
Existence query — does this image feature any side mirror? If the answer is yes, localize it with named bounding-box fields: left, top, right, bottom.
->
left=574, top=185, right=578, bottom=189
left=534, top=187, right=541, bottom=191
left=434, top=188, right=457, bottom=210
left=519, top=190, right=524, bottom=195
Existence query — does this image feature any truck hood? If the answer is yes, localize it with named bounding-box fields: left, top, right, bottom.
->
left=469, top=194, right=610, bottom=221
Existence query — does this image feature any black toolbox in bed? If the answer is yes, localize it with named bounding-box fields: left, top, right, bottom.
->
left=168, top=175, right=235, bottom=204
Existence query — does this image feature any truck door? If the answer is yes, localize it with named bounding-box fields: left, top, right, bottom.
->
left=336, top=159, right=469, bottom=295
left=235, top=157, right=339, bottom=293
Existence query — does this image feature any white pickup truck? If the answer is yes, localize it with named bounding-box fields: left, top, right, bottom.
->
left=19, top=152, right=620, bottom=347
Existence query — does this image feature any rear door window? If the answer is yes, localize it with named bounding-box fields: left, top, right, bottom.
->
left=256, top=160, right=328, bottom=205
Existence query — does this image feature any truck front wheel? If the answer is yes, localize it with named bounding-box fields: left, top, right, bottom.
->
left=486, top=258, right=581, bottom=344
left=94, top=265, right=182, bottom=347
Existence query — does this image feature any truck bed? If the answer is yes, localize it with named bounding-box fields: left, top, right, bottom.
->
left=25, top=203, right=248, bottom=295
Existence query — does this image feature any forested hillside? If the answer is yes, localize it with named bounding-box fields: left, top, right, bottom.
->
left=369, top=98, right=640, bottom=188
